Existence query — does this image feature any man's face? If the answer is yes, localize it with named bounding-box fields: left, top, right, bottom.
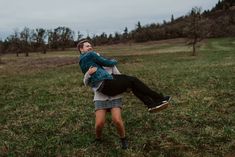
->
left=80, top=42, right=93, bottom=53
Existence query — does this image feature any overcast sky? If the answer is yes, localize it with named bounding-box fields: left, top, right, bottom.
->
left=0, top=0, right=218, bottom=40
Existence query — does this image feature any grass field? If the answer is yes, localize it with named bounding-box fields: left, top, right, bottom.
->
left=0, top=38, right=234, bottom=157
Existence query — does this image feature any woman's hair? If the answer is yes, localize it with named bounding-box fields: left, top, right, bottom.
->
left=77, top=39, right=91, bottom=53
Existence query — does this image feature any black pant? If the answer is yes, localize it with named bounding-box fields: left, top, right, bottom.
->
left=98, top=74, right=164, bottom=108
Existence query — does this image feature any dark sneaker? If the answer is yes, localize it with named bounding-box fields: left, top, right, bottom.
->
left=162, top=96, right=171, bottom=103
left=120, top=137, right=128, bottom=149
left=92, top=138, right=102, bottom=145
left=148, top=101, right=169, bottom=113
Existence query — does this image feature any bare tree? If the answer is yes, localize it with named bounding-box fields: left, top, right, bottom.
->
left=77, top=31, right=83, bottom=42
left=6, top=30, right=22, bottom=56
left=59, top=27, right=74, bottom=50
left=47, top=29, right=54, bottom=50
left=185, top=7, right=204, bottom=56
left=122, top=27, right=129, bottom=43
left=47, top=27, right=74, bottom=50
left=20, top=27, right=31, bottom=56
left=32, top=28, right=47, bottom=53
left=47, top=29, right=59, bottom=50
left=0, top=40, right=3, bottom=64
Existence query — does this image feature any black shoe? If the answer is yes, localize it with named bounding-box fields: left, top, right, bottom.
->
left=120, top=137, right=128, bottom=149
left=92, top=138, right=102, bottom=145
left=162, top=96, right=171, bottom=103
left=148, top=101, right=169, bottom=113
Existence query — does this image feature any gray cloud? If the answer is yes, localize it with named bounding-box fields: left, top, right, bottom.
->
left=0, top=0, right=218, bottom=39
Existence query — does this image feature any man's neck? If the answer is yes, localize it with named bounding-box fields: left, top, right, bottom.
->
left=80, top=51, right=86, bottom=54
left=81, top=50, right=93, bottom=54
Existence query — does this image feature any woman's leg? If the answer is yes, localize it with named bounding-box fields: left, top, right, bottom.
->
left=99, top=74, right=164, bottom=107
left=111, top=107, right=125, bottom=138
left=95, top=109, right=107, bottom=139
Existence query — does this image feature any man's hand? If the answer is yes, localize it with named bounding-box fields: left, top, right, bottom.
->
left=88, top=67, right=97, bottom=75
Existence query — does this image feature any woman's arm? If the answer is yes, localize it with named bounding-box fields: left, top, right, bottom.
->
left=83, top=67, right=97, bottom=86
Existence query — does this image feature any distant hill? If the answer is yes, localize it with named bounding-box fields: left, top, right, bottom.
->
left=135, top=0, right=235, bottom=40
left=91, top=0, right=235, bottom=45
left=211, top=0, right=235, bottom=11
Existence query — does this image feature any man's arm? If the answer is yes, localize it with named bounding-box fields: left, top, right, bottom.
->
left=83, top=67, right=97, bottom=86
left=92, top=52, right=117, bottom=67
left=83, top=65, right=120, bottom=86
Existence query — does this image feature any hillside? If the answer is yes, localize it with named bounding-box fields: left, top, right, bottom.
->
left=0, top=38, right=234, bottom=156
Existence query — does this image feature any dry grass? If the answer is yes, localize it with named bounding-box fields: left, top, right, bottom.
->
left=0, top=38, right=235, bottom=157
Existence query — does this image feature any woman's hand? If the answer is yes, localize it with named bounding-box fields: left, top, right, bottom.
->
left=88, top=67, right=97, bottom=75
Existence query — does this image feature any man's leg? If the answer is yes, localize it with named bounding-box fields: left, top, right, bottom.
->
left=111, top=107, right=125, bottom=138
left=111, top=107, right=128, bottom=149
left=95, top=109, right=107, bottom=139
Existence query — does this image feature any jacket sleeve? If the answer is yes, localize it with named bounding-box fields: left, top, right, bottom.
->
left=112, top=66, right=121, bottom=74
left=92, top=52, right=117, bottom=67
left=83, top=71, right=91, bottom=86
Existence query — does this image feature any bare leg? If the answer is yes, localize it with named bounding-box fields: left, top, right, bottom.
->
left=111, top=107, right=125, bottom=138
left=95, top=109, right=107, bottom=139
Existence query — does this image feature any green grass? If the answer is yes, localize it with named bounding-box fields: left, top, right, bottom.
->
left=0, top=38, right=235, bottom=157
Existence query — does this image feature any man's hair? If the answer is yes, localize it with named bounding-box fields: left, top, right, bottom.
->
left=77, top=39, right=91, bottom=53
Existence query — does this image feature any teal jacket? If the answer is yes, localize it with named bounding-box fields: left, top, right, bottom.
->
left=79, top=51, right=117, bottom=87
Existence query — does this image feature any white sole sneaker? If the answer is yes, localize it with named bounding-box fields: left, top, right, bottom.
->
left=148, top=101, right=169, bottom=113
left=162, top=96, right=172, bottom=103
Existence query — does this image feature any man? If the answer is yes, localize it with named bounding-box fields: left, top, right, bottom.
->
left=84, top=65, right=128, bottom=149
left=78, top=39, right=171, bottom=113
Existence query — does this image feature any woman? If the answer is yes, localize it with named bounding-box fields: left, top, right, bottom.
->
left=78, top=39, right=171, bottom=113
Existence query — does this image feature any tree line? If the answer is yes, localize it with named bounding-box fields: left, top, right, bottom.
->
left=0, top=27, right=77, bottom=56
left=0, top=0, right=234, bottom=57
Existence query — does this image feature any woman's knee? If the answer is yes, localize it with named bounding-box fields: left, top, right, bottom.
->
left=96, top=120, right=105, bottom=129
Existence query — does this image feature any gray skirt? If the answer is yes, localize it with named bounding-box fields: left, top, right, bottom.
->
left=94, top=98, right=122, bottom=111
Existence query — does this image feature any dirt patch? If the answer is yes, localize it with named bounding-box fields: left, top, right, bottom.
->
left=140, top=38, right=187, bottom=45
left=0, top=57, right=77, bottom=75
left=21, top=57, right=77, bottom=68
